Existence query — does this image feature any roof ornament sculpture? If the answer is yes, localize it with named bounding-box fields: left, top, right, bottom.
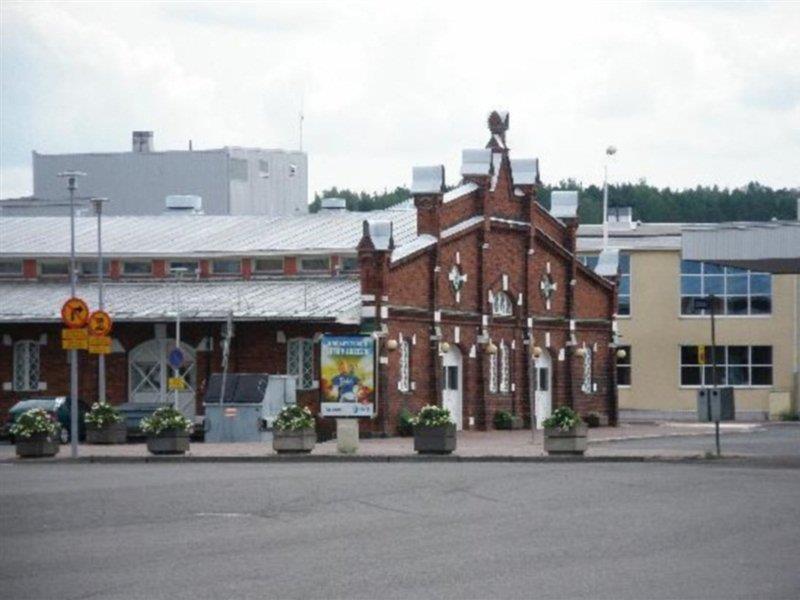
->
left=487, top=110, right=510, bottom=150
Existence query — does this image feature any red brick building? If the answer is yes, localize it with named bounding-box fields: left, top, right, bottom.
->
left=0, top=112, right=619, bottom=435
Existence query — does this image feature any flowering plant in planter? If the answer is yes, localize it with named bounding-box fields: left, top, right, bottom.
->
left=10, top=408, right=59, bottom=439
left=413, top=405, right=456, bottom=454
left=272, top=405, right=316, bottom=454
left=274, top=405, right=314, bottom=431
left=413, top=405, right=453, bottom=427
left=140, top=406, right=192, bottom=436
left=542, top=406, right=583, bottom=431
left=85, top=402, right=123, bottom=428
left=12, top=408, right=61, bottom=458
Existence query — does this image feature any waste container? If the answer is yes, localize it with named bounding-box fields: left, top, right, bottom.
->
left=203, top=374, right=297, bottom=442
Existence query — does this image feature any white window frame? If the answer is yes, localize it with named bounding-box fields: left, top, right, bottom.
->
left=13, top=340, right=40, bottom=391
left=617, top=345, right=631, bottom=388
left=168, top=261, right=198, bottom=277
left=492, top=292, right=513, bottom=317
left=499, top=341, right=510, bottom=393
left=0, top=260, right=24, bottom=276
left=122, top=261, right=152, bottom=276
left=581, top=348, right=593, bottom=394
left=210, top=259, right=241, bottom=275
left=398, top=338, right=410, bottom=393
left=287, top=338, right=315, bottom=390
left=39, top=260, right=70, bottom=276
left=489, top=350, right=498, bottom=393
left=299, top=256, right=330, bottom=273
left=680, top=260, right=772, bottom=317
left=253, top=257, right=284, bottom=274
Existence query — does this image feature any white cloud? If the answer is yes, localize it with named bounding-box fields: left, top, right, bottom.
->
left=2, top=0, right=798, bottom=201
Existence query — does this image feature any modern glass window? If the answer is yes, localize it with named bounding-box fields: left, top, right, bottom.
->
left=211, top=259, right=241, bottom=275
left=579, top=252, right=631, bottom=316
left=680, top=261, right=771, bottom=316
left=168, top=261, right=198, bottom=277
left=299, top=256, right=330, bottom=272
left=442, top=366, right=458, bottom=391
left=617, top=345, right=631, bottom=387
left=13, top=340, right=39, bottom=391
left=499, top=341, right=510, bottom=393
left=39, top=261, right=69, bottom=276
left=78, top=260, right=111, bottom=276
left=122, top=261, right=152, bottom=275
left=679, top=345, right=773, bottom=387
left=398, top=339, right=410, bottom=392
left=340, top=256, right=359, bottom=272
left=492, top=292, right=513, bottom=317
left=489, top=351, right=498, bottom=393
left=253, top=257, right=284, bottom=274
left=581, top=348, right=593, bottom=394
left=287, top=338, right=314, bottom=390
left=0, top=260, right=23, bottom=276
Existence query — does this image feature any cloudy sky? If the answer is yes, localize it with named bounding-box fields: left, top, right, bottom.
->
left=1, top=1, right=798, bottom=202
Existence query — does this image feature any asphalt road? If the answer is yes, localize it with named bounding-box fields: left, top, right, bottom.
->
left=1, top=457, right=799, bottom=600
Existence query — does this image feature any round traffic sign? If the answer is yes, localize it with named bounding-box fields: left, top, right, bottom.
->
left=61, top=297, right=90, bottom=329
left=168, top=347, right=185, bottom=369
left=88, top=310, right=113, bottom=336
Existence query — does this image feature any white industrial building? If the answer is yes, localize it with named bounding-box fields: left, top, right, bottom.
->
left=16, top=131, right=307, bottom=217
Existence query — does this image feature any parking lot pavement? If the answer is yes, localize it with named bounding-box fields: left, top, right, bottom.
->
left=1, top=459, right=798, bottom=599
left=0, top=422, right=783, bottom=461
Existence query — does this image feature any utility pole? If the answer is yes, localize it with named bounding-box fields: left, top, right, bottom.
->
left=91, top=198, right=109, bottom=404
left=709, top=293, right=720, bottom=456
left=170, top=267, right=188, bottom=410
left=58, top=171, right=86, bottom=458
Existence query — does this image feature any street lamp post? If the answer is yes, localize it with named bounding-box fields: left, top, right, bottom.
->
left=91, top=198, right=109, bottom=405
left=58, top=171, right=86, bottom=459
left=602, top=146, right=617, bottom=249
left=170, top=267, right=188, bottom=410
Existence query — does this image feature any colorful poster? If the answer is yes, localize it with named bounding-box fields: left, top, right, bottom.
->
left=320, top=335, right=375, bottom=418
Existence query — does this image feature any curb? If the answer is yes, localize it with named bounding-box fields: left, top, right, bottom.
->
left=2, top=453, right=719, bottom=465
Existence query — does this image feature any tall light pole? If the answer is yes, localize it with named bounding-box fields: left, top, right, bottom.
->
left=602, top=146, right=617, bottom=249
left=58, top=171, right=86, bottom=458
left=91, top=197, right=109, bottom=405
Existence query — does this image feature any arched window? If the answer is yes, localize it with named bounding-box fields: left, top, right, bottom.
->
left=13, top=340, right=39, bottom=391
left=398, top=338, right=410, bottom=393
left=489, top=350, right=498, bottom=393
left=287, top=338, right=314, bottom=389
left=499, top=341, right=510, bottom=393
left=581, top=348, right=593, bottom=394
left=492, top=292, right=513, bottom=316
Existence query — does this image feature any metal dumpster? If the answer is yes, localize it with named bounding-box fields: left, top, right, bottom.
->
left=203, top=373, right=297, bottom=443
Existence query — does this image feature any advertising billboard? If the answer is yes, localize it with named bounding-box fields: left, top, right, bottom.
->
left=320, top=335, right=375, bottom=418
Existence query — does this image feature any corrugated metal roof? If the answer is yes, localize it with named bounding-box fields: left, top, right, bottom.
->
left=0, top=211, right=418, bottom=258
left=391, top=234, right=437, bottom=264
left=0, top=279, right=361, bottom=323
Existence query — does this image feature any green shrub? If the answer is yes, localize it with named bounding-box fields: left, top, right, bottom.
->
left=414, top=405, right=453, bottom=427
left=778, top=411, right=799, bottom=422
left=85, top=402, right=123, bottom=428
left=493, top=410, right=513, bottom=430
left=140, top=406, right=192, bottom=436
left=584, top=412, right=601, bottom=428
left=274, top=405, right=314, bottom=432
left=397, top=408, right=415, bottom=437
left=10, top=408, right=59, bottom=439
left=542, top=406, right=583, bottom=431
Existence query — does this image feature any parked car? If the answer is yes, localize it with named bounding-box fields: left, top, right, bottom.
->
left=4, top=397, right=88, bottom=444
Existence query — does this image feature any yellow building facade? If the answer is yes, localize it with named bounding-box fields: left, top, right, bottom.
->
left=578, top=222, right=799, bottom=421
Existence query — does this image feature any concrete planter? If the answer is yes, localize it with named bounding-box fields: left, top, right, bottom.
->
left=16, top=432, right=60, bottom=458
left=544, top=423, right=588, bottom=456
left=273, top=428, right=316, bottom=454
left=414, top=423, right=457, bottom=454
left=86, top=421, right=127, bottom=445
left=146, top=430, right=190, bottom=455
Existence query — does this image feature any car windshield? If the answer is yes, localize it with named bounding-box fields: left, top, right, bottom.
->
left=12, top=399, right=60, bottom=412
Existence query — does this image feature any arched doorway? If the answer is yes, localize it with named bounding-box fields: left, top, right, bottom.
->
left=533, top=351, right=552, bottom=429
left=129, top=339, right=197, bottom=418
left=442, top=346, right=463, bottom=430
